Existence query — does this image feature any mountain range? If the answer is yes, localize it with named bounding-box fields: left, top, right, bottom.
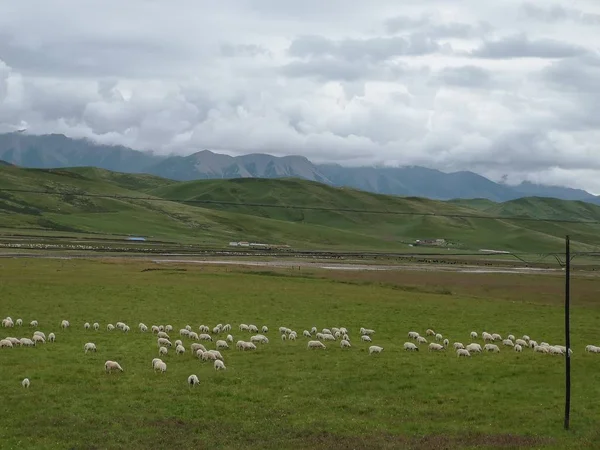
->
left=1, top=132, right=597, bottom=204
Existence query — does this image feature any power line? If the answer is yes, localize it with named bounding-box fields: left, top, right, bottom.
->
left=3, top=187, right=600, bottom=225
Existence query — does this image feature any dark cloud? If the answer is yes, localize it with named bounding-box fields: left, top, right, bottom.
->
left=471, top=33, right=589, bottom=59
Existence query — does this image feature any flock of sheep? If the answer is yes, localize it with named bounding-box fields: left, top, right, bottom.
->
left=1, top=317, right=385, bottom=388
left=4, top=315, right=600, bottom=389
left=402, top=328, right=599, bottom=357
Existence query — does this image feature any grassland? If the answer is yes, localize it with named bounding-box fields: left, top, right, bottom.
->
left=2, top=165, right=600, bottom=253
left=1, top=258, right=600, bottom=449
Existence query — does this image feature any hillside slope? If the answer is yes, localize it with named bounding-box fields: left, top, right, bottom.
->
left=1, top=165, right=599, bottom=253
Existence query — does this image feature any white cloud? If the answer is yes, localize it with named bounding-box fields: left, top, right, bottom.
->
left=0, top=0, right=599, bottom=191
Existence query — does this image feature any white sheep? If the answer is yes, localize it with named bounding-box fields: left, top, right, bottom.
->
left=453, top=342, right=464, bottom=350
left=466, top=343, right=482, bottom=353
left=16, top=318, right=22, bottom=326
left=502, top=339, right=514, bottom=347
left=408, top=331, right=419, bottom=340
left=185, top=325, right=192, bottom=332
left=492, top=333, right=502, bottom=341
left=157, top=331, right=170, bottom=339
left=202, top=351, right=217, bottom=361
left=84, top=342, right=97, bottom=353
left=457, top=348, right=471, bottom=357
left=261, top=326, right=268, bottom=333
left=157, top=338, right=172, bottom=348
left=226, top=334, right=233, bottom=343
left=303, top=330, right=311, bottom=338
left=20, top=338, right=34, bottom=347
left=22, top=378, right=30, bottom=388
left=190, top=343, right=207, bottom=353
left=104, top=360, right=123, bottom=373
left=515, top=339, right=528, bottom=347
left=174, top=339, right=183, bottom=347
left=175, top=344, right=185, bottom=355
left=307, top=340, right=326, bottom=349
left=523, top=335, right=531, bottom=342
left=281, top=334, right=287, bottom=341
left=403, top=342, right=419, bottom=351
left=223, top=324, right=232, bottom=332
left=534, top=345, right=549, bottom=354
left=482, top=332, right=493, bottom=342
left=361, top=335, right=372, bottom=343
left=443, top=338, right=449, bottom=348
left=188, top=374, right=200, bottom=386
left=151, top=325, right=160, bottom=334
left=61, top=320, right=70, bottom=330
left=416, top=336, right=428, bottom=344
left=180, top=329, right=190, bottom=337
left=152, top=358, right=163, bottom=369
left=33, top=331, right=46, bottom=340
left=470, top=331, right=478, bottom=339
left=484, top=344, right=500, bottom=353
left=93, top=322, right=99, bottom=330
left=250, top=335, right=269, bottom=344
left=248, top=325, right=258, bottom=333
left=426, top=328, right=435, bottom=336
left=322, top=328, right=332, bottom=335
left=84, top=322, right=90, bottom=330
left=154, top=361, right=167, bottom=373
left=239, top=324, right=249, bottom=331
left=369, top=345, right=383, bottom=355
left=435, top=333, right=443, bottom=342
left=7, top=337, right=20, bottom=346
left=507, top=334, right=515, bottom=341
left=240, top=341, right=257, bottom=351
left=428, top=343, right=445, bottom=352
left=199, top=325, right=209, bottom=333
left=0, top=339, right=13, bottom=348
left=216, top=340, right=230, bottom=349
left=48, top=333, right=56, bottom=343
left=165, top=325, right=173, bottom=333
left=214, top=359, right=226, bottom=370
left=159, top=346, right=168, bottom=356
left=30, top=320, right=38, bottom=327
left=361, top=328, right=375, bottom=336
left=106, top=324, right=115, bottom=331
left=529, top=340, right=538, bottom=349
left=514, top=344, right=523, bottom=352
left=198, top=333, right=212, bottom=341
left=322, top=334, right=336, bottom=341
left=208, top=350, right=223, bottom=360
left=340, top=339, right=351, bottom=348
left=139, top=324, right=148, bottom=333
left=2, top=318, right=14, bottom=328
left=32, top=335, right=45, bottom=345
left=310, top=326, right=317, bottom=334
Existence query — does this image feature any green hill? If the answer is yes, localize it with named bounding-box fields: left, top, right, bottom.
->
left=1, top=165, right=600, bottom=253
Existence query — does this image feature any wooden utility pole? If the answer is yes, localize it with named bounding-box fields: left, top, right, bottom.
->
left=564, top=235, right=571, bottom=431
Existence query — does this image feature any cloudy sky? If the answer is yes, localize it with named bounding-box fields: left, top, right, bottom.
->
left=1, top=1, right=599, bottom=191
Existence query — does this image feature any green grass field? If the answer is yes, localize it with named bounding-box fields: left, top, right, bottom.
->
left=1, top=258, right=600, bottom=449
left=3, top=165, right=600, bottom=253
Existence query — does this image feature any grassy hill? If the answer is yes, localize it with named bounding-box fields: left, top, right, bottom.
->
left=1, top=165, right=600, bottom=253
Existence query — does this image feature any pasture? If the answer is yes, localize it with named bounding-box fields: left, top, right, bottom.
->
left=1, top=257, right=600, bottom=449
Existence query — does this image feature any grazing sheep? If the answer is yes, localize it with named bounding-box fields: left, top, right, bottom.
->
left=175, top=344, right=185, bottom=355
left=428, top=343, right=445, bottom=352
left=307, top=340, right=326, bottom=350
left=116, top=322, right=125, bottom=330
left=342, top=334, right=350, bottom=341
left=185, top=325, right=192, bottom=332
left=16, top=318, right=22, bottom=327
left=523, top=335, right=531, bottom=342
left=151, top=325, right=160, bottom=334
left=281, top=334, right=287, bottom=341
left=482, top=332, right=493, bottom=342
left=426, top=329, right=435, bottom=336
left=159, top=346, right=168, bottom=356
left=303, top=330, right=311, bottom=338
left=84, top=322, right=90, bottom=330
left=492, top=333, right=502, bottom=341
left=33, top=331, right=46, bottom=340
left=158, top=325, right=164, bottom=332
left=502, top=339, right=514, bottom=347
left=188, top=374, right=200, bottom=386
left=507, top=334, right=515, bottom=341
left=585, top=345, right=600, bottom=353
left=555, top=345, right=573, bottom=356
left=157, top=331, right=170, bottom=339
left=261, top=326, right=268, bottom=333
left=208, top=350, right=223, bottom=360
left=61, top=320, right=70, bottom=329
left=202, top=351, right=218, bottom=361
left=435, top=333, right=443, bottom=342
left=529, top=340, right=538, bottom=349
left=199, top=325, right=209, bottom=333
left=534, top=345, right=549, bottom=354
left=361, top=335, right=372, bottom=343
left=369, top=345, right=383, bottom=355
left=154, top=361, right=167, bottom=373
left=514, top=344, right=523, bottom=352
left=470, top=331, right=478, bottom=339
left=250, top=335, right=269, bottom=344
left=453, top=342, right=464, bottom=350
left=175, top=339, right=183, bottom=347
left=106, top=324, right=115, bottom=331
left=165, top=325, right=173, bottom=333
left=104, top=360, right=123, bottom=373
left=2, top=318, right=14, bottom=328
left=310, top=326, right=317, bottom=334
left=0, top=339, right=13, bottom=348
left=180, top=329, right=190, bottom=337
left=20, top=338, right=34, bottom=347
left=515, top=339, right=528, bottom=347
left=30, top=320, right=38, bottom=328
left=84, top=342, right=97, bottom=353
left=22, top=378, right=30, bottom=388
left=466, top=343, right=482, bottom=353
left=322, top=334, right=335, bottom=341
left=157, top=338, right=172, bottom=348
left=226, top=334, right=233, bottom=343
left=238, top=341, right=257, bottom=351
left=360, top=328, right=375, bottom=336
left=239, top=324, right=249, bottom=331
left=340, top=339, right=351, bottom=348
left=549, top=346, right=564, bottom=355
left=139, top=324, right=147, bottom=332
left=456, top=348, right=471, bottom=357
left=322, top=328, right=332, bottom=335
left=416, top=336, right=428, bottom=344
left=212, top=326, right=221, bottom=334
left=93, top=322, right=99, bottom=330
left=214, top=360, right=226, bottom=370
left=32, top=335, right=45, bottom=345
left=404, top=342, right=419, bottom=351
left=443, top=338, right=449, bottom=348
left=152, top=358, right=163, bottom=369
left=190, top=343, right=207, bottom=353
left=248, top=325, right=259, bottom=333
left=48, top=333, right=56, bottom=343
left=7, top=337, right=20, bottom=346
left=408, top=331, right=419, bottom=340
left=216, top=340, right=229, bottom=349
left=198, top=333, right=212, bottom=341
left=484, top=344, right=500, bottom=353
left=223, top=324, right=232, bottom=332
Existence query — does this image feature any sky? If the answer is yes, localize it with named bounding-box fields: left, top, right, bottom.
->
left=0, top=1, right=599, bottom=191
